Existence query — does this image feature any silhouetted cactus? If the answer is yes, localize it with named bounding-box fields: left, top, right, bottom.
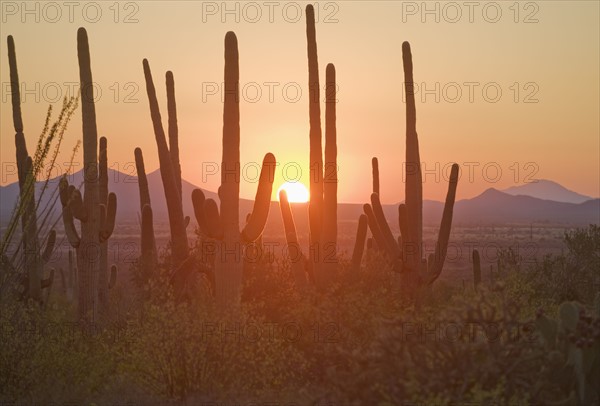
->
left=363, top=42, right=460, bottom=294
left=351, top=214, right=368, bottom=275
left=134, top=147, right=158, bottom=277
left=372, top=157, right=380, bottom=196
left=134, top=147, right=151, bottom=210
left=473, top=249, right=481, bottom=289
left=279, top=190, right=308, bottom=290
left=98, top=136, right=117, bottom=313
left=58, top=28, right=118, bottom=321
left=191, top=32, right=276, bottom=308
left=307, top=5, right=338, bottom=288
left=6, top=35, right=59, bottom=303
left=278, top=6, right=338, bottom=289
left=536, top=302, right=600, bottom=404
left=140, top=204, right=157, bottom=282
left=142, top=61, right=189, bottom=268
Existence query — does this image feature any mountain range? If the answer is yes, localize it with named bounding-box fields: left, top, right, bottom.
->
left=1, top=169, right=598, bottom=227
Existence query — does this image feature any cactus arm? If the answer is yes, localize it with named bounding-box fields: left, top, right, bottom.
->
left=426, top=163, right=459, bottom=284
left=41, top=268, right=54, bottom=289
left=41, top=229, right=56, bottom=263
left=204, top=199, right=224, bottom=239
left=8, top=36, right=29, bottom=188
left=320, top=63, right=338, bottom=281
left=69, top=189, right=88, bottom=222
left=306, top=4, right=324, bottom=246
left=398, top=204, right=409, bottom=246
left=221, top=31, right=241, bottom=239
left=402, top=41, right=423, bottom=271
left=351, top=214, right=368, bottom=274
left=166, top=71, right=182, bottom=202
left=62, top=206, right=81, bottom=248
left=472, top=249, right=481, bottom=289
left=100, top=192, right=116, bottom=241
left=109, top=265, right=117, bottom=289
left=191, top=189, right=210, bottom=235
left=99, top=137, right=108, bottom=203
left=59, top=178, right=81, bottom=248
left=134, top=147, right=151, bottom=211
left=141, top=204, right=158, bottom=265
left=142, top=58, right=189, bottom=266
left=241, top=153, right=276, bottom=243
left=363, top=204, right=389, bottom=256
left=372, top=157, right=380, bottom=196
left=279, top=190, right=307, bottom=289
left=370, top=193, right=400, bottom=258
left=7, top=36, right=23, bottom=133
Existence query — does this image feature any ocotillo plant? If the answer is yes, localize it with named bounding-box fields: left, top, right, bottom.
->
left=191, top=32, right=276, bottom=308
left=142, top=62, right=189, bottom=268
left=6, top=35, right=60, bottom=303
left=363, top=42, right=460, bottom=293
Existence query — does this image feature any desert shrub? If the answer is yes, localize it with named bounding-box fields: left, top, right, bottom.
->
left=0, top=301, right=119, bottom=404
left=119, top=297, right=307, bottom=403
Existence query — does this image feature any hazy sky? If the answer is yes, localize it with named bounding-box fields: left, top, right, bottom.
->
left=1, top=1, right=598, bottom=203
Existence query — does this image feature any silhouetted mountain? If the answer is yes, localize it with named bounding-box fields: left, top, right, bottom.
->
left=1, top=171, right=598, bottom=227
left=452, top=188, right=599, bottom=224
left=0, top=168, right=219, bottom=223
left=502, top=179, right=593, bottom=204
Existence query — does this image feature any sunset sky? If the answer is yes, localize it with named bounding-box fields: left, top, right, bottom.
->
left=1, top=1, right=598, bottom=204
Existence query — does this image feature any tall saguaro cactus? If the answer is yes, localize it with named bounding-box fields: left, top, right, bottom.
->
left=363, top=42, right=460, bottom=293
left=7, top=35, right=57, bottom=303
left=192, top=32, right=276, bottom=308
left=142, top=62, right=189, bottom=268
left=98, top=136, right=117, bottom=313
left=59, top=28, right=117, bottom=320
left=278, top=5, right=339, bottom=289
left=134, top=147, right=158, bottom=266
left=307, top=5, right=338, bottom=287
left=77, top=27, right=100, bottom=320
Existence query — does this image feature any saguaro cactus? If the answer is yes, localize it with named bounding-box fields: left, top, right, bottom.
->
left=362, top=42, right=460, bottom=293
left=279, top=190, right=308, bottom=290
left=472, top=249, right=481, bottom=289
left=98, top=136, right=117, bottom=313
left=307, top=5, right=338, bottom=288
left=134, top=147, right=158, bottom=273
left=142, top=62, right=189, bottom=268
left=278, top=5, right=339, bottom=289
left=7, top=35, right=57, bottom=303
left=372, top=157, right=380, bottom=196
left=58, top=28, right=118, bottom=320
left=351, top=214, right=368, bottom=276
left=191, top=32, right=276, bottom=308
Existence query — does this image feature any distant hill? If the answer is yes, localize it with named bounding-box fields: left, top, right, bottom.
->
left=0, top=168, right=219, bottom=223
left=1, top=171, right=599, bottom=228
left=502, top=179, right=593, bottom=204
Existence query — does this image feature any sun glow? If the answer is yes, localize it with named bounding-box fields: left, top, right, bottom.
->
left=277, top=182, right=310, bottom=203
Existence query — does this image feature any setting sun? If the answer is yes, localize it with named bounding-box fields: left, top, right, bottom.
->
left=277, top=182, right=310, bottom=203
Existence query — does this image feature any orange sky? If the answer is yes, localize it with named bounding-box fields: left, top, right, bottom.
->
left=1, top=1, right=598, bottom=203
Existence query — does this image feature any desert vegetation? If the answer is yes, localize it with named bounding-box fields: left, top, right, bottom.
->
left=1, top=5, right=599, bottom=405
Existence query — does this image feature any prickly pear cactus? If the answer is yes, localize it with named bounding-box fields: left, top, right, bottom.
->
left=535, top=302, right=600, bottom=404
